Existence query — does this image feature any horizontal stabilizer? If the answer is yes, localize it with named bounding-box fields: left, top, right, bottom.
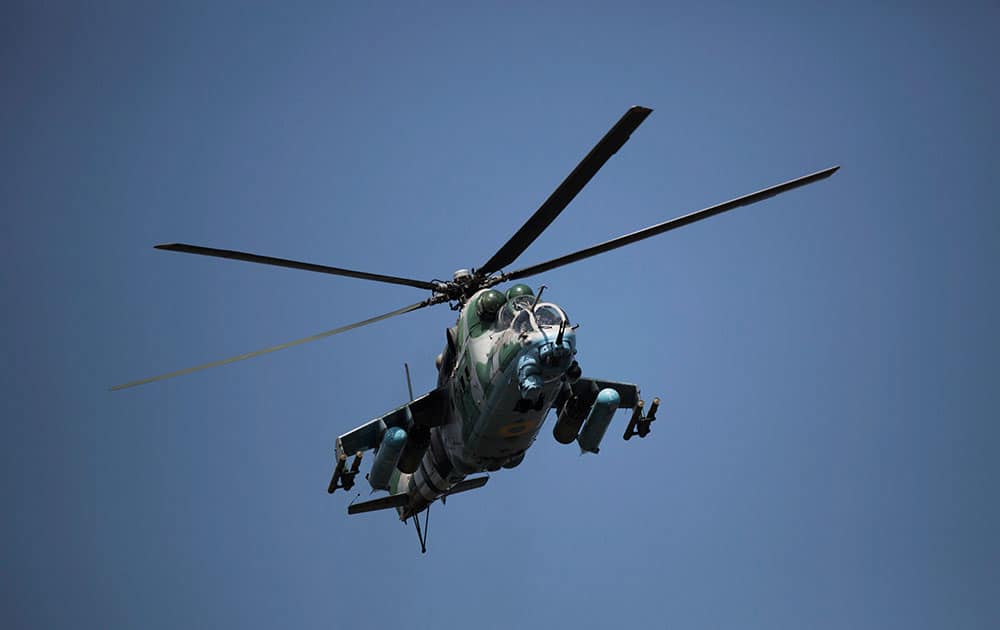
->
left=443, top=476, right=489, bottom=497
left=347, top=493, right=409, bottom=515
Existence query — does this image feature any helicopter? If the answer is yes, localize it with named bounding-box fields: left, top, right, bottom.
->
left=113, top=106, right=838, bottom=552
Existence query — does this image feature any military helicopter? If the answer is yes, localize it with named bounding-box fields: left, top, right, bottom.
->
left=113, top=106, right=838, bottom=552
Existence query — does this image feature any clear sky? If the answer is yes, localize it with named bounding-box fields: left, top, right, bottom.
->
left=4, top=2, right=998, bottom=629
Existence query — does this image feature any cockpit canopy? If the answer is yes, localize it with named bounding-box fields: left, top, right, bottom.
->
left=533, top=304, right=565, bottom=327
left=497, top=293, right=569, bottom=335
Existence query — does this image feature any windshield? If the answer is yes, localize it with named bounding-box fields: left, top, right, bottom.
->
left=534, top=304, right=566, bottom=328
left=497, top=300, right=569, bottom=333
left=497, top=295, right=533, bottom=329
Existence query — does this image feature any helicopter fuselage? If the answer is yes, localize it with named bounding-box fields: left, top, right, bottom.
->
left=388, top=286, right=578, bottom=518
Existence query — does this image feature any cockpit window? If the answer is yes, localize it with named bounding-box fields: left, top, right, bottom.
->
left=499, top=295, right=534, bottom=330
left=498, top=299, right=569, bottom=335
left=534, top=304, right=566, bottom=328
left=497, top=304, right=514, bottom=329
left=510, top=295, right=535, bottom=311
left=512, top=309, right=534, bottom=334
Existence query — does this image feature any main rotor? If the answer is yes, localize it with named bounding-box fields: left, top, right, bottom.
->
left=114, top=106, right=838, bottom=390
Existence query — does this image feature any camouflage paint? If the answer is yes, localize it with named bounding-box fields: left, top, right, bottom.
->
left=344, top=286, right=583, bottom=519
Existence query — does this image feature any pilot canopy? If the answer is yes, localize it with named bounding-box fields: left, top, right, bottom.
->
left=496, top=294, right=570, bottom=335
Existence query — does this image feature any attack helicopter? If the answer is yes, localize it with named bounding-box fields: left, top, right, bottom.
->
left=113, top=106, right=838, bottom=552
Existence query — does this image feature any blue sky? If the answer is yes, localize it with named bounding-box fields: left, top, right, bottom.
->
left=4, top=2, right=998, bottom=628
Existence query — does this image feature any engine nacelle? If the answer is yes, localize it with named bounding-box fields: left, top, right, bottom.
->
left=396, top=423, right=430, bottom=474
left=368, top=426, right=407, bottom=490
left=577, top=388, right=621, bottom=454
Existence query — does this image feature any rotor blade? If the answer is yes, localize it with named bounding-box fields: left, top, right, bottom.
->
left=503, top=165, right=840, bottom=281
left=155, top=243, right=440, bottom=291
left=477, top=105, right=654, bottom=276
left=110, top=298, right=440, bottom=391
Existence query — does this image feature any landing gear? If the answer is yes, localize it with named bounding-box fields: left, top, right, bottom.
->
left=623, top=397, right=659, bottom=440
left=327, top=451, right=363, bottom=494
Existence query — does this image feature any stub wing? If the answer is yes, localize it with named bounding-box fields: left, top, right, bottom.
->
left=555, top=377, right=640, bottom=410
left=328, top=387, right=449, bottom=494
left=570, top=379, right=659, bottom=440
left=552, top=377, right=658, bottom=451
left=337, top=386, right=448, bottom=456
left=580, top=378, right=640, bottom=409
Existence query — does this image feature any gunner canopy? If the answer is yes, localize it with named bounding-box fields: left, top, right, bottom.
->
left=497, top=294, right=569, bottom=334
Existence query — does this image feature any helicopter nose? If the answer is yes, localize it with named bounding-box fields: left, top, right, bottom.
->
left=539, top=339, right=573, bottom=369
left=516, top=333, right=576, bottom=399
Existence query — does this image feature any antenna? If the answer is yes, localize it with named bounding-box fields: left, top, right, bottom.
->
left=531, top=285, right=548, bottom=311
left=404, top=363, right=414, bottom=401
